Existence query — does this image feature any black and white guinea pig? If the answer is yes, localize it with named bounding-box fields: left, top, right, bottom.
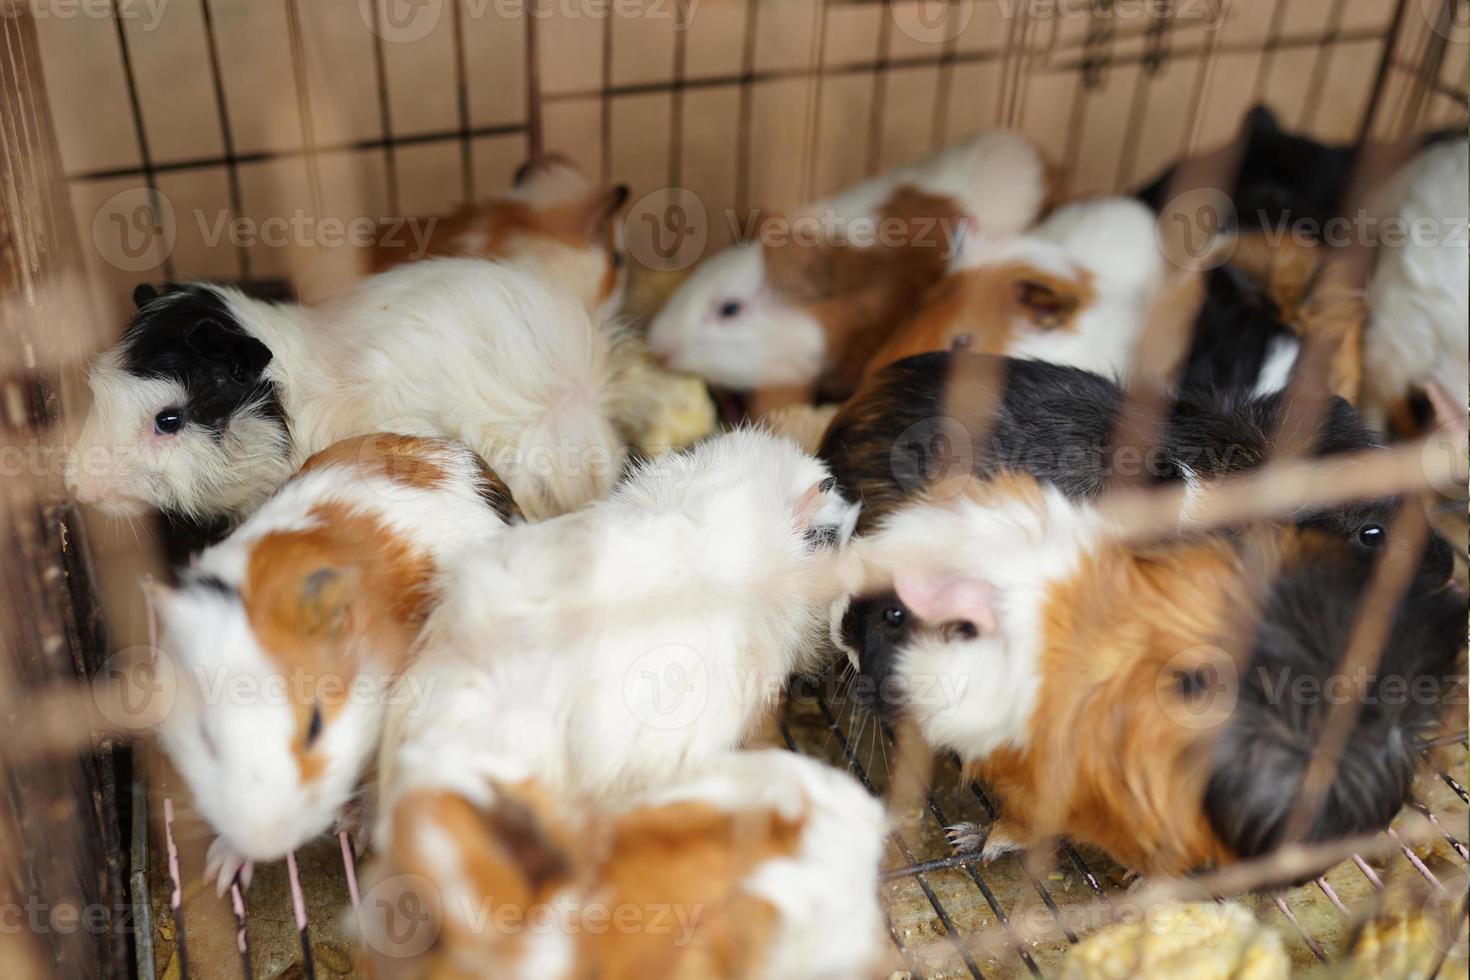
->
left=822, top=352, right=1454, bottom=682
left=66, top=257, right=627, bottom=524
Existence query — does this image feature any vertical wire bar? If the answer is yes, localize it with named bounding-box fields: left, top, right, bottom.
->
left=1179, top=0, right=1223, bottom=155
left=1357, top=0, right=1413, bottom=143
left=1250, top=0, right=1290, bottom=105
left=286, top=850, right=317, bottom=980
left=1112, top=10, right=1170, bottom=189
left=162, top=799, right=190, bottom=980
left=367, top=0, right=401, bottom=216
left=198, top=0, right=250, bottom=280
left=525, top=0, right=544, bottom=157
left=734, top=0, right=760, bottom=213
left=599, top=0, right=613, bottom=184
left=929, top=5, right=960, bottom=151
left=800, top=0, right=829, bottom=203
left=450, top=0, right=473, bottom=202
left=669, top=0, right=690, bottom=190
left=281, top=0, right=322, bottom=220
left=108, top=0, right=174, bottom=280
left=865, top=0, right=894, bottom=177
left=1401, top=0, right=1456, bottom=134
left=1299, top=0, right=1349, bottom=131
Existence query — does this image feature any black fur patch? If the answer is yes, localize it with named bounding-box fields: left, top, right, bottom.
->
left=1179, top=265, right=1298, bottom=397
left=1203, top=541, right=1467, bottom=859
left=120, top=285, right=288, bottom=445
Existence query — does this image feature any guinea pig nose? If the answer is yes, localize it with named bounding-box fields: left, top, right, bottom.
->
left=651, top=349, right=673, bottom=369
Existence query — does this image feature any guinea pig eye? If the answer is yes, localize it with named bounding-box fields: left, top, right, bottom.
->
left=943, top=621, right=979, bottom=642
left=304, top=704, right=323, bottom=748
left=1356, top=524, right=1385, bottom=548
left=153, top=408, right=185, bottom=436
left=881, top=606, right=906, bottom=628
left=611, top=250, right=625, bottom=270
left=717, top=300, right=743, bottom=319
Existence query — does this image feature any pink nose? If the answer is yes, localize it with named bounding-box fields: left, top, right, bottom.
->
left=651, top=349, right=673, bottom=369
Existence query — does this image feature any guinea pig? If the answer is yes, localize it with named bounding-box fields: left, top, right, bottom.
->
left=645, top=130, right=1051, bottom=399
left=358, top=749, right=889, bottom=980
left=66, top=255, right=627, bottom=524
left=150, top=434, right=519, bottom=894
left=823, top=353, right=1455, bottom=681
left=363, top=153, right=631, bottom=320
left=1361, top=136, right=1469, bottom=435
left=862, top=196, right=1163, bottom=379
left=849, top=472, right=1466, bottom=876
left=376, top=428, right=859, bottom=820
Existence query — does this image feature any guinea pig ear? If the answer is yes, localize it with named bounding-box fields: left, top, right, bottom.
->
left=894, top=568, right=997, bottom=635
left=512, top=152, right=578, bottom=188
left=581, top=184, right=630, bottom=243
left=763, top=234, right=836, bottom=304
left=295, top=566, right=361, bottom=636
left=184, top=319, right=274, bottom=380
left=133, top=283, right=160, bottom=309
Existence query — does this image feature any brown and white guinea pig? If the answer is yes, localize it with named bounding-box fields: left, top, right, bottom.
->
left=150, top=434, right=520, bottom=894
left=357, top=750, right=889, bottom=980
left=822, top=352, right=1452, bottom=611
left=847, top=472, right=1466, bottom=876
left=66, top=252, right=627, bottom=524
left=645, top=130, right=1052, bottom=400
left=363, top=153, right=631, bottom=320
left=863, top=197, right=1162, bottom=380
left=374, top=429, right=859, bottom=820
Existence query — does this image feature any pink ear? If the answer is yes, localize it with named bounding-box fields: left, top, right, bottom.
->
left=792, top=482, right=823, bottom=533
left=894, top=569, right=997, bottom=635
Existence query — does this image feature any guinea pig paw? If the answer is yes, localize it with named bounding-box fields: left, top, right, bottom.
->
left=978, top=825, right=1025, bottom=863
left=944, top=822, right=989, bottom=855
left=204, top=838, right=255, bottom=897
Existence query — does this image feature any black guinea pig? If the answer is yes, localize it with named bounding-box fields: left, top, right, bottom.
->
left=822, top=351, right=1455, bottom=714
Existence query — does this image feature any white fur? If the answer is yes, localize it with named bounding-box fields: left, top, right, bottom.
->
left=646, top=130, right=1049, bottom=390
left=953, top=196, right=1164, bottom=377
left=70, top=257, right=626, bottom=523
left=1364, top=138, right=1469, bottom=422
left=155, top=439, right=513, bottom=868
left=376, top=429, right=859, bottom=838
left=1251, top=333, right=1301, bottom=397
left=854, top=482, right=1104, bottom=759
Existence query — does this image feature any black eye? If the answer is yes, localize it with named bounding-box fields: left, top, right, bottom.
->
left=611, top=251, right=625, bottom=270
left=881, top=606, right=906, bottom=628
left=154, top=408, right=185, bottom=435
left=305, top=704, right=323, bottom=747
left=948, top=621, right=979, bottom=641
left=718, top=300, right=743, bottom=319
left=1357, top=524, right=1385, bottom=548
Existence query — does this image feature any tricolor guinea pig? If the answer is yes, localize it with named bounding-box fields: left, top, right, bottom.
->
left=66, top=255, right=627, bottom=523
left=824, top=353, right=1454, bottom=682
left=646, top=130, right=1051, bottom=399
left=358, top=749, right=889, bottom=980
left=151, top=434, right=519, bottom=893
left=376, top=428, right=859, bottom=818
left=364, top=153, right=631, bottom=320
left=1361, top=135, right=1469, bottom=435
left=863, top=197, right=1162, bottom=379
left=849, top=473, right=1466, bottom=876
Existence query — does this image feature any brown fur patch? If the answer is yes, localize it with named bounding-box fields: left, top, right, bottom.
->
left=243, top=501, right=437, bottom=781
left=299, top=434, right=450, bottom=490
left=468, top=453, right=524, bottom=525
left=964, top=529, right=1276, bottom=875
left=762, top=185, right=968, bottom=400
left=862, top=261, right=1098, bottom=377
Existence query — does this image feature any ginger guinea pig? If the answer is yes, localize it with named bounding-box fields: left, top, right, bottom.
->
left=152, top=435, right=519, bottom=892
left=364, top=153, right=631, bottom=320
left=376, top=428, right=859, bottom=818
left=851, top=473, right=1466, bottom=875
left=67, top=256, right=626, bottom=523
left=359, top=750, right=889, bottom=980
left=646, top=130, right=1050, bottom=400
left=863, top=196, right=1162, bottom=379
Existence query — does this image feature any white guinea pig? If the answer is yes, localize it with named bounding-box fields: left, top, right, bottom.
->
left=151, top=434, right=519, bottom=893
left=1363, top=136, right=1469, bottom=432
left=645, top=130, right=1050, bottom=396
left=67, top=255, right=627, bottom=524
left=375, top=428, right=859, bottom=831
left=359, top=749, right=890, bottom=980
